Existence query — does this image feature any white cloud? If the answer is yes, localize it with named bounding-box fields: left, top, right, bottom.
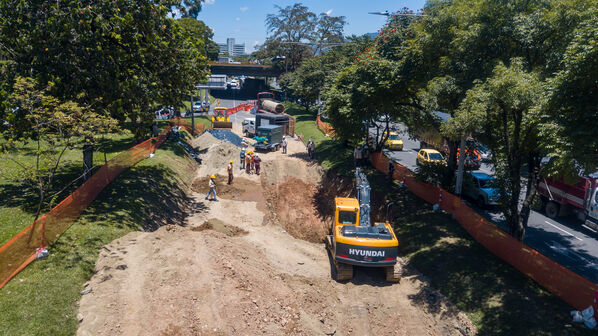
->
left=325, top=9, right=333, bottom=16
left=204, top=0, right=215, bottom=4
left=253, top=40, right=260, bottom=47
left=235, top=17, right=240, bottom=21
left=240, top=6, right=249, bottom=12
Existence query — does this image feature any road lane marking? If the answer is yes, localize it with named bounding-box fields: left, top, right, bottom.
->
left=582, top=224, right=597, bottom=233
left=544, top=221, right=583, bottom=241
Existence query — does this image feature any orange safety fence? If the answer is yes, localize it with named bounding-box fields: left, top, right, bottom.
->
left=370, top=152, right=598, bottom=311
left=224, top=102, right=255, bottom=115
left=171, top=117, right=207, bottom=134
left=316, top=115, right=335, bottom=137
left=0, top=135, right=167, bottom=289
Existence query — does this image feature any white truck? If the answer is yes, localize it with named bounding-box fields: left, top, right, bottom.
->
left=242, top=118, right=256, bottom=137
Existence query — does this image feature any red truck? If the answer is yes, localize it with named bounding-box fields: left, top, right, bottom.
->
left=538, top=174, right=598, bottom=231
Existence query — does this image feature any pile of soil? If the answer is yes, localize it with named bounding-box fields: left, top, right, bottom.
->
left=192, top=218, right=248, bottom=236
left=191, top=132, right=240, bottom=174
left=264, top=177, right=329, bottom=243
left=261, top=158, right=323, bottom=186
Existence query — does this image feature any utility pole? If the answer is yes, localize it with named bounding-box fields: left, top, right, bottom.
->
left=455, top=137, right=466, bottom=196
left=191, top=92, right=195, bottom=137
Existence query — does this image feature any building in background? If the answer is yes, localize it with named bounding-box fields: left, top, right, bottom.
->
left=218, top=38, right=245, bottom=57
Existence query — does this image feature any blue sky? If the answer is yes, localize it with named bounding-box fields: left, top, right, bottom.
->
left=195, top=0, right=427, bottom=53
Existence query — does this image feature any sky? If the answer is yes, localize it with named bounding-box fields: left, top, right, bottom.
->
left=195, top=0, right=427, bottom=53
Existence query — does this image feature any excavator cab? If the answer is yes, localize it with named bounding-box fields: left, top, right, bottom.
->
left=325, top=168, right=401, bottom=282
left=211, top=107, right=232, bottom=129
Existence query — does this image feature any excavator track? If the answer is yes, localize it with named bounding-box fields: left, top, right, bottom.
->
left=385, top=260, right=402, bottom=282
left=326, top=235, right=354, bottom=281
left=336, top=262, right=354, bottom=281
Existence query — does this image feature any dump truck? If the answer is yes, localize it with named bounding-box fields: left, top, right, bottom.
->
left=253, top=125, right=283, bottom=151
left=211, top=107, right=232, bottom=129
left=325, top=168, right=401, bottom=282
left=538, top=173, right=598, bottom=231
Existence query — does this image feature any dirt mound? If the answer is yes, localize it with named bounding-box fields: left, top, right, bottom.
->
left=191, top=132, right=240, bottom=174
left=192, top=218, right=248, bottom=236
left=261, top=158, right=323, bottom=186
left=190, top=131, right=218, bottom=149
left=265, top=177, right=329, bottom=243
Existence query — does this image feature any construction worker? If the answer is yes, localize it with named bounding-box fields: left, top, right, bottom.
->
left=282, top=136, right=288, bottom=154
left=254, top=153, right=262, bottom=175
left=307, top=139, right=314, bottom=159
left=354, top=145, right=362, bottom=167
left=227, top=160, right=234, bottom=185
left=240, top=147, right=246, bottom=170
left=245, top=151, right=252, bottom=174
left=205, top=175, right=218, bottom=201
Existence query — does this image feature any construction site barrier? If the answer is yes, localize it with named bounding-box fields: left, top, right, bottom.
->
left=224, top=102, right=254, bottom=115
left=316, top=115, right=335, bottom=137
left=171, top=117, right=208, bottom=134
left=0, top=134, right=167, bottom=289
left=369, top=152, right=598, bottom=311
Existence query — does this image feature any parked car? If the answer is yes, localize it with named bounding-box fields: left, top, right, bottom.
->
left=463, top=172, right=500, bottom=208
left=416, top=149, right=446, bottom=166
left=383, top=131, right=403, bottom=151
left=154, top=106, right=174, bottom=120
left=477, top=144, right=493, bottom=162
left=192, top=101, right=203, bottom=112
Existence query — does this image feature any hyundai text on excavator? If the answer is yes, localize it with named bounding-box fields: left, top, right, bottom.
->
left=325, top=168, right=401, bottom=282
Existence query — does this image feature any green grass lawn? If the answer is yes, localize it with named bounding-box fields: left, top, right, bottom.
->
left=290, top=103, right=592, bottom=335
left=284, top=103, right=353, bottom=175
left=0, top=133, right=138, bottom=246
left=0, top=138, right=196, bottom=336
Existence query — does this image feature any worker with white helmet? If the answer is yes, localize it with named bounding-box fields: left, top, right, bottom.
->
left=205, top=174, right=218, bottom=201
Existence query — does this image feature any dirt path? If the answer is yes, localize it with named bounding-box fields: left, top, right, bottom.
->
left=77, top=126, right=476, bottom=336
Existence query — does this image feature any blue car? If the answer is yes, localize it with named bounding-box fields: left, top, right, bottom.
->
left=463, top=172, right=500, bottom=208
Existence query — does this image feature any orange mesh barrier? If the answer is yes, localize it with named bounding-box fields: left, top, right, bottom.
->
left=0, top=135, right=166, bottom=289
left=369, top=152, right=598, bottom=310
left=171, top=117, right=207, bottom=134
left=316, top=115, right=335, bottom=137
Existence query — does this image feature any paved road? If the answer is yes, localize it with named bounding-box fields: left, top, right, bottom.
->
left=370, top=124, right=598, bottom=283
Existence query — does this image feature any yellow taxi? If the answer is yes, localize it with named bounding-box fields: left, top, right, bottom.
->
left=383, top=131, right=403, bottom=151
left=416, top=148, right=446, bottom=166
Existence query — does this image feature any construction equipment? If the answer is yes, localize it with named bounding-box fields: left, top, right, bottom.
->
left=325, top=168, right=401, bottom=282
left=253, top=125, right=283, bottom=151
left=211, top=107, right=232, bottom=129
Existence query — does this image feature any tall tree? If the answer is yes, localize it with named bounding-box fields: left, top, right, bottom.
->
left=265, top=3, right=317, bottom=72
left=313, top=13, right=346, bottom=54
left=544, top=10, right=598, bottom=176
left=444, top=60, right=545, bottom=240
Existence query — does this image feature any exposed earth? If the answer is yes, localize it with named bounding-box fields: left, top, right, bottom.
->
left=77, top=118, right=476, bottom=336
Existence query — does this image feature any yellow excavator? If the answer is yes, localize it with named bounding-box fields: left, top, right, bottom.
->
left=211, top=106, right=233, bottom=129
left=325, top=168, right=401, bottom=282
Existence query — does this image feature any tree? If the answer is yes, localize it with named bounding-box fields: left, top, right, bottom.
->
left=265, top=3, right=317, bottom=72
left=314, top=13, right=346, bottom=54
left=1, top=77, right=118, bottom=225
left=544, top=10, right=598, bottom=176
left=0, top=0, right=208, bottom=130
left=178, top=17, right=220, bottom=61
left=175, top=0, right=205, bottom=19
left=444, top=60, right=545, bottom=240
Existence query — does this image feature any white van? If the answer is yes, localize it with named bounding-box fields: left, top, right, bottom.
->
left=242, top=118, right=256, bottom=136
